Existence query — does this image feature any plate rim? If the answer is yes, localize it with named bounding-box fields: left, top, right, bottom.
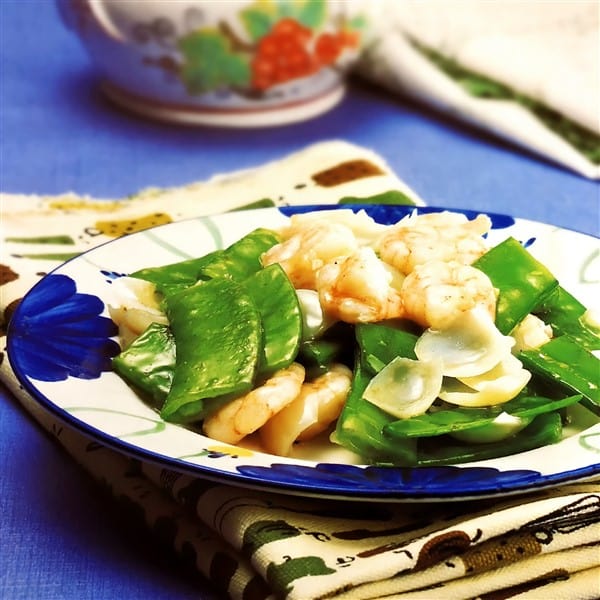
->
left=7, top=203, right=600, bottom=502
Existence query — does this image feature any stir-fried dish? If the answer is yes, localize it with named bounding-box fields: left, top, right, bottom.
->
left=109, top=209, right=600, bottom=466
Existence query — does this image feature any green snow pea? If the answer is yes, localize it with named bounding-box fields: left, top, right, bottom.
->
left=475, top=239, right=599, bottom=415
left=131, top=250, right=222, bottom=297
left=474, top=237, right=558, bottom=334
left=160, top=278, right=261, bottom=423
left=112, top=322, right=175, bottom=407
left=297, top=322, right=355, bottom=377
left=112, top=262, right=302, bottom=413
left=520, top=335, right=600, bottom=414
left=331, top=361, right=417, bottom=465
left=382, top=393, right=582, bottom=438
left=298, top=338, right=344, bottom=376
left=242, top=263, right=302, bottom=375
left=412, top=412, right=563, bottom=466
left=132, top=228, right=280, bottom=297
left=197, top=228, right=280, bottom=281
left=533, top=286, right=600, bottom=351
left=355, top=321, right=419, bottom=374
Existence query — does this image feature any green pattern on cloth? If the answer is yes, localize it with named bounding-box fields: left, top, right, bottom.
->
left=1, top=141, right=599, bottom=599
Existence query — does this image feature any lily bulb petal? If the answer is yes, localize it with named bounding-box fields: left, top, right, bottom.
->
left=363, top=357, right=443, bottom=419
left=440, top=361, right=531, bottom=407
left=458, top=354, right=526, bottom=391
left=296, top=289, right=334, bottom=341
left=415, top=306, right=514, bottom=378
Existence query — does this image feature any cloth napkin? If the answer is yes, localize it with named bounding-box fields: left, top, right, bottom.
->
left=1, top=141, right=599, bottom=600
left=358, top=0, right=600, bottom=179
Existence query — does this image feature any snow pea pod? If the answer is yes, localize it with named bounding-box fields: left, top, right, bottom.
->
left=297, top=322, right=355, bottom=377
left=355, top=321, right=419, bottom=374
left=112, top=322, right=175, bottom=407
left=131, top=228, right=280, bottom=297
left=131, top=251, right=223, bottom=297
left=382, top=393, right=582, bottom=438
left=520, top=335, right=600, bottom=414
left=412, top=412, right=563, bottom=466
left=474, top=237, right=558, bottom=334
left=242, top=263, right=302, bottom=375
left=533, top=286, right=600, bottom=351
left=298, top=338, right=341, bottom=376
left=161, top=278, right=261, bottom=423
left=197, top=228, right=280, bottom=281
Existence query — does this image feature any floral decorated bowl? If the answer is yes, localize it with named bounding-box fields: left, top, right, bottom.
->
left=57, top=0, right=374, bottom=126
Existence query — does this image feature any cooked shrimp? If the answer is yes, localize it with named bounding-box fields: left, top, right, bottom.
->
left=259, top=364, right=352, bottom=456
left=407, top=211, right=491, bottom=232
left=316, top=247, right=405, bottom=323
left=376, top=211, right=491, bottom=275
left=261, top=222, right=358, bottom=289
left=283, top=209, right=387, bottom=245
left=401, top=260, right=497, bottom=330
left=202, top=363, right=305, bottom=445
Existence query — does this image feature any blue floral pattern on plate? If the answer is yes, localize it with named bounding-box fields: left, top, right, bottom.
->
left=6, top=206, right=600, bottom=501
left=235, top=463, right=543, bottom=496
left=9, top=274, right=120, bottom=382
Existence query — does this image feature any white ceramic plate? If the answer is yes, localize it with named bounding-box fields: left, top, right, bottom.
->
left=8, top=205, right=600, bottom=501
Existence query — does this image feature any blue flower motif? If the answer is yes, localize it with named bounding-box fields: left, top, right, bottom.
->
left=9, top=274, right=120, bottom=382
left=236, top=462, right=542, bottom=498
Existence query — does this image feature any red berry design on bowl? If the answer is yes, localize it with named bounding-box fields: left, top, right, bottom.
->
left=251, top=18, right=318, bottom=90
left=250, top=17, right=362, bottom=91
left=314, top=32, right=343, bottom=65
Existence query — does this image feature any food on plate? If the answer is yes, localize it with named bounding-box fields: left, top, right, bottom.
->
left=109, top=208, right=600, bottom=466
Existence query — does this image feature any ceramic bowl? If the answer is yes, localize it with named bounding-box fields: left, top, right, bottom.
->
left=57, top=0, right=375, bottom=126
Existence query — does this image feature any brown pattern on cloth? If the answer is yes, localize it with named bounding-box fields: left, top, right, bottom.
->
left=460, top=493, right=600, bottom=575
left=479, top=568, right=570, bottom=600
left=1, top=298, right=22, bottom=330
left=0, top=264, right=18, bottom=286
left=460, top=530, right=543, bottom=575
left=312, top=160, right=385, bottom=187
left=415, top=530, right=473, bottom=570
